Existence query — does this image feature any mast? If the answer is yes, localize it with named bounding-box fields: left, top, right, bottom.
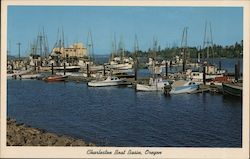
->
left=7, top=40, right=11, bottom=56
left=152, top=38, right=157, bottom=79
left=203, top=21, right=214, bottom=64
left=62, top=26, right=65, bottom=59
left=17, top=42, right=21, bottom=61
left=181, top=27, right=188, bottom=72
left=134, top=35, right=139, bottom=81
left=87, top=30, right=94, bottom=62
left=118, top=36, right=124, bottom=63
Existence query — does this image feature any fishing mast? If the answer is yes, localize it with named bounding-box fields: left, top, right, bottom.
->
left=181, top=27, right=188, bottom=72
left=203, top=21, right=214, bottom=64
left=86, top=30, right=94, bottom=62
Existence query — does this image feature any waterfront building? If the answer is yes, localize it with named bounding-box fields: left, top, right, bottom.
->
left=51, top=43, right=87, bottom=58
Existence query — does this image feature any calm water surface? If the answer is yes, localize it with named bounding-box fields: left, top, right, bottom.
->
left=7, top=79, right=242, bottom=147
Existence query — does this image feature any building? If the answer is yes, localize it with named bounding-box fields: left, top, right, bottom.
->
left=51, top=43, right=88, bottom=58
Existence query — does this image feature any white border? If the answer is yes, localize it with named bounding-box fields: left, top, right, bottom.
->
left=1, top=0, right=249, bottom=158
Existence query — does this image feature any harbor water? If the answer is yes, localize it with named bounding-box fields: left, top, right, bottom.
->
left=7, top=79, right=242, bottom=147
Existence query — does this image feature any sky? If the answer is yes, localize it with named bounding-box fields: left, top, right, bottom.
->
left=7, top=6, right=243, bottom=56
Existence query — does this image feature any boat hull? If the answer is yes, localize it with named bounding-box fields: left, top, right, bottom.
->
left=43, top=75, right=68, bottom=82
left=88, top=81, right=124, bottom=87
left=222, top=83, right=242, bottom=97
left=136, top=84, right=165, bottom=91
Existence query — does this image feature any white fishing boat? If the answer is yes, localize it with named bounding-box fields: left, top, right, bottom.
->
left=190, top=72, right=224, bottom=82
left=87, top=76, right=126, bottom=87
left=18, top=73, right=43, bottom=79
left=170, top=80, right=199, bottom=94
left=136, top=77, right=170, bottom=91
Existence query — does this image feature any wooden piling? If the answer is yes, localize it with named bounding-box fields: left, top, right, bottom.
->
left=165, top=62, right=168, bottom=78
left=34, top=62, right=37, bottom=72
left=134, top=60, right=138, bottom=81
left=51, top=63, right=54, bottom=75
left=63, top=63, right=66, bottom=75
left=182, top=60, right=186, bottom=72
left=203, top=66, right=206, bottom=85
left=235, top=64, right=238, bottom=81
left=87, top=64, right=90, bottom=77
left=237, top=60, right=240, bottom=78
left=219, top=61, right=221, bottom=70
left=103, top=64, right=106, bottom=76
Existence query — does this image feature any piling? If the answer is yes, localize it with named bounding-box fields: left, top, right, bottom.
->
left=203, top=66, right=206, bottom=85
left=103, top=64, right=106, bottom=76
left=165, top=62, right=168, bottom=78
left=87, top=64, right=90, bottom=77
left=219, top=61, right=221, bottom=70
left=51, top=63, right=54, bottom=75
left=182, top=60, right=186, bottom=72
left=63, top=63, right=66, bottom=75
left=34, top=63, right=37, bottom=72
left=134, top=60, right=138, bottom=81
left=235, top=64, right=238, bottom=81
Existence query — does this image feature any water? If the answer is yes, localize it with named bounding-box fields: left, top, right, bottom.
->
left=7, top=79, right=242, bottom=147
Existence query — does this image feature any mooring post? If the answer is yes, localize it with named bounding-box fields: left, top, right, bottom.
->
left=235, top=64, right=238, bottom=81
left=182, top=60, right=186, bottom=72
left=103, top=64, right=106, bottom=76
left=134, top=59, right=138, bottom=81
left=51, top=63, right=54, bottom=75
left=165, top=62, right=168, bottom=78
left=203, top=65, right=206, bottom=85
left=63, top=63, right=66, bottom=75
left=238, top=60, right=240, bottom=78
left=87, top=64, right=90, bottom=77
left=34, top=62, right=37, bottom=72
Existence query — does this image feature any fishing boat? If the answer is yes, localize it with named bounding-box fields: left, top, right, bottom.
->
left=87, top=76, right=127, bottom=87
left=136, top=77, right=170, bottom=91
left=169, top=80, right=199, bottom=94
left=222, top=83, right=242, bottom=97
left=17, top=73, right=43, bottom=79
left=43, top=75, right=68, bottom=82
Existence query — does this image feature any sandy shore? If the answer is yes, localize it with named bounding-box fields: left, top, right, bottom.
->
left=7, top=118, right=95, bottom=146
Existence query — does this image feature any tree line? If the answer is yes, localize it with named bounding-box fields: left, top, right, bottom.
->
left=123, top=40, right=243, bottom=60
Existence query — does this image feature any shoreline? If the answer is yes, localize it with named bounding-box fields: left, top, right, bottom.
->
left=7, top=118, right=95, bottom=146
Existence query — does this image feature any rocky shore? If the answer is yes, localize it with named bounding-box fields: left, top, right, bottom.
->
left=7, top=118, right=95, bottom=146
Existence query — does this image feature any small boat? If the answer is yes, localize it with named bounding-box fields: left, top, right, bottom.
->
left=43, top=75, right=68, bottom=82
left=136, top=77, right=170, bottom=91
left=17, top=73, right=44, bottom=79
left=222, top=83, right=242, bottom=97
left=169, top=80, right=199, bottom=94
left=87, top=76, right=127, bottom=87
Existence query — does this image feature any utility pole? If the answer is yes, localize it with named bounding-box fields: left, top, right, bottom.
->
left=17, top=42, right=21, bottom=61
